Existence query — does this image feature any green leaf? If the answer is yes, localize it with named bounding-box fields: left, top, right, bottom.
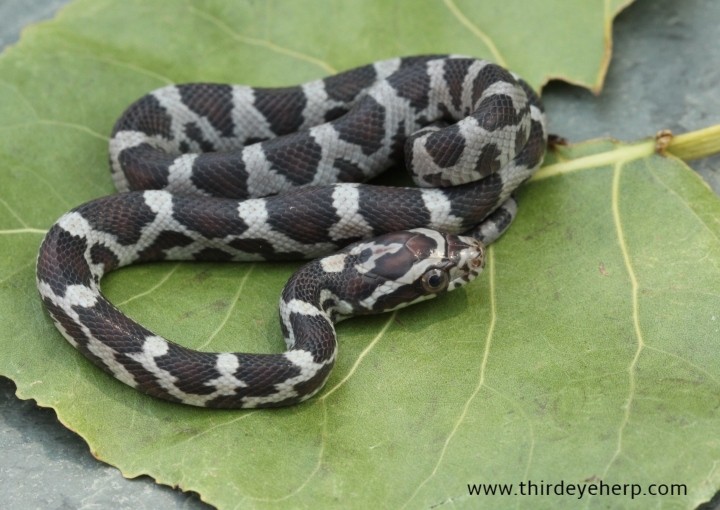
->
left=7, top=0, right=720, bottom=509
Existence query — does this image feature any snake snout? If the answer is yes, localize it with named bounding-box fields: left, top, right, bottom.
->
left=445, top=234, right=486, bottom=289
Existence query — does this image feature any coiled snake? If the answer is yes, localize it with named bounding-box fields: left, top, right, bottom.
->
left=36, top=55, right=547, bottom=408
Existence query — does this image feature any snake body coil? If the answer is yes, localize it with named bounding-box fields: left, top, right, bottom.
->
left=36, top=55, right=547, bottom=408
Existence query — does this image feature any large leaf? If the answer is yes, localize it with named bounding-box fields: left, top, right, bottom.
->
left=7, top=0, right=720, bottom=509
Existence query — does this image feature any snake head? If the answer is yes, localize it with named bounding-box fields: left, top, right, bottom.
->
left=348, top=228, right=485, bottom=313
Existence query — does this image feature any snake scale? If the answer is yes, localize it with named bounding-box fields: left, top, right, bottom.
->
left=36, top=55, right=547, bottom=408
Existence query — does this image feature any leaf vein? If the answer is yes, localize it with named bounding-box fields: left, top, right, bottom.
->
left=23, top=168, right=74, bottom=209
left=0, top=120, right=109, bottom=141
left=440, top=0, right=506, bottom=66
left=0, top=260, right=36, bottom=286
left=251, top=404, right=328, bottom=503
left=320, top=309, right=398, bottom=401
left=260, top=311, right=400, bottom=502
left=0, top=79, right=40, bottom=119
left=0, top=198, right=30, bottom=228
left=603, top=160, right=645, bottom=478
left=401, top=246, right=498, bottom=509
left=115, top=263, right=181, bottom=307
left=155, top=411, right=259, bottom=453
left=644, top=345, right=720, bottom=388
left=197, top=263, right=255, bottom=350
left=646, top=158, right=720, bottom=244
left=70, top=51, right=175, bottom=86
left=186, top=6, right=336, bottom=75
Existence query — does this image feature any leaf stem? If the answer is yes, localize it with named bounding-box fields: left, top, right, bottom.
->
left=666, top=124, right=720, bottom=162
left=533, top=123, right=720, bottom=181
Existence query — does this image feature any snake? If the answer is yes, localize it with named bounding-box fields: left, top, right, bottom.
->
left=36, top=55, right=547, bottom=409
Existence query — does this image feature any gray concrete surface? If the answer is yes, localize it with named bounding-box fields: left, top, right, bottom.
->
left=0, top=0, right=67, bottom=47
left=1, top=0, right=719, bottom=508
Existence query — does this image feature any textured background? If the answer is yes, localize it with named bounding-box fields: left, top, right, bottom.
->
left=1, top=0, right=719, bottom=508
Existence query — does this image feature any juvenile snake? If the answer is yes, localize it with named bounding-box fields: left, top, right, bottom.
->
left=36, top=55, right=547, bottom=408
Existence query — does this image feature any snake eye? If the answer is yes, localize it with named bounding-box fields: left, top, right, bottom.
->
left=421, top=269, right=449, bottom=293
